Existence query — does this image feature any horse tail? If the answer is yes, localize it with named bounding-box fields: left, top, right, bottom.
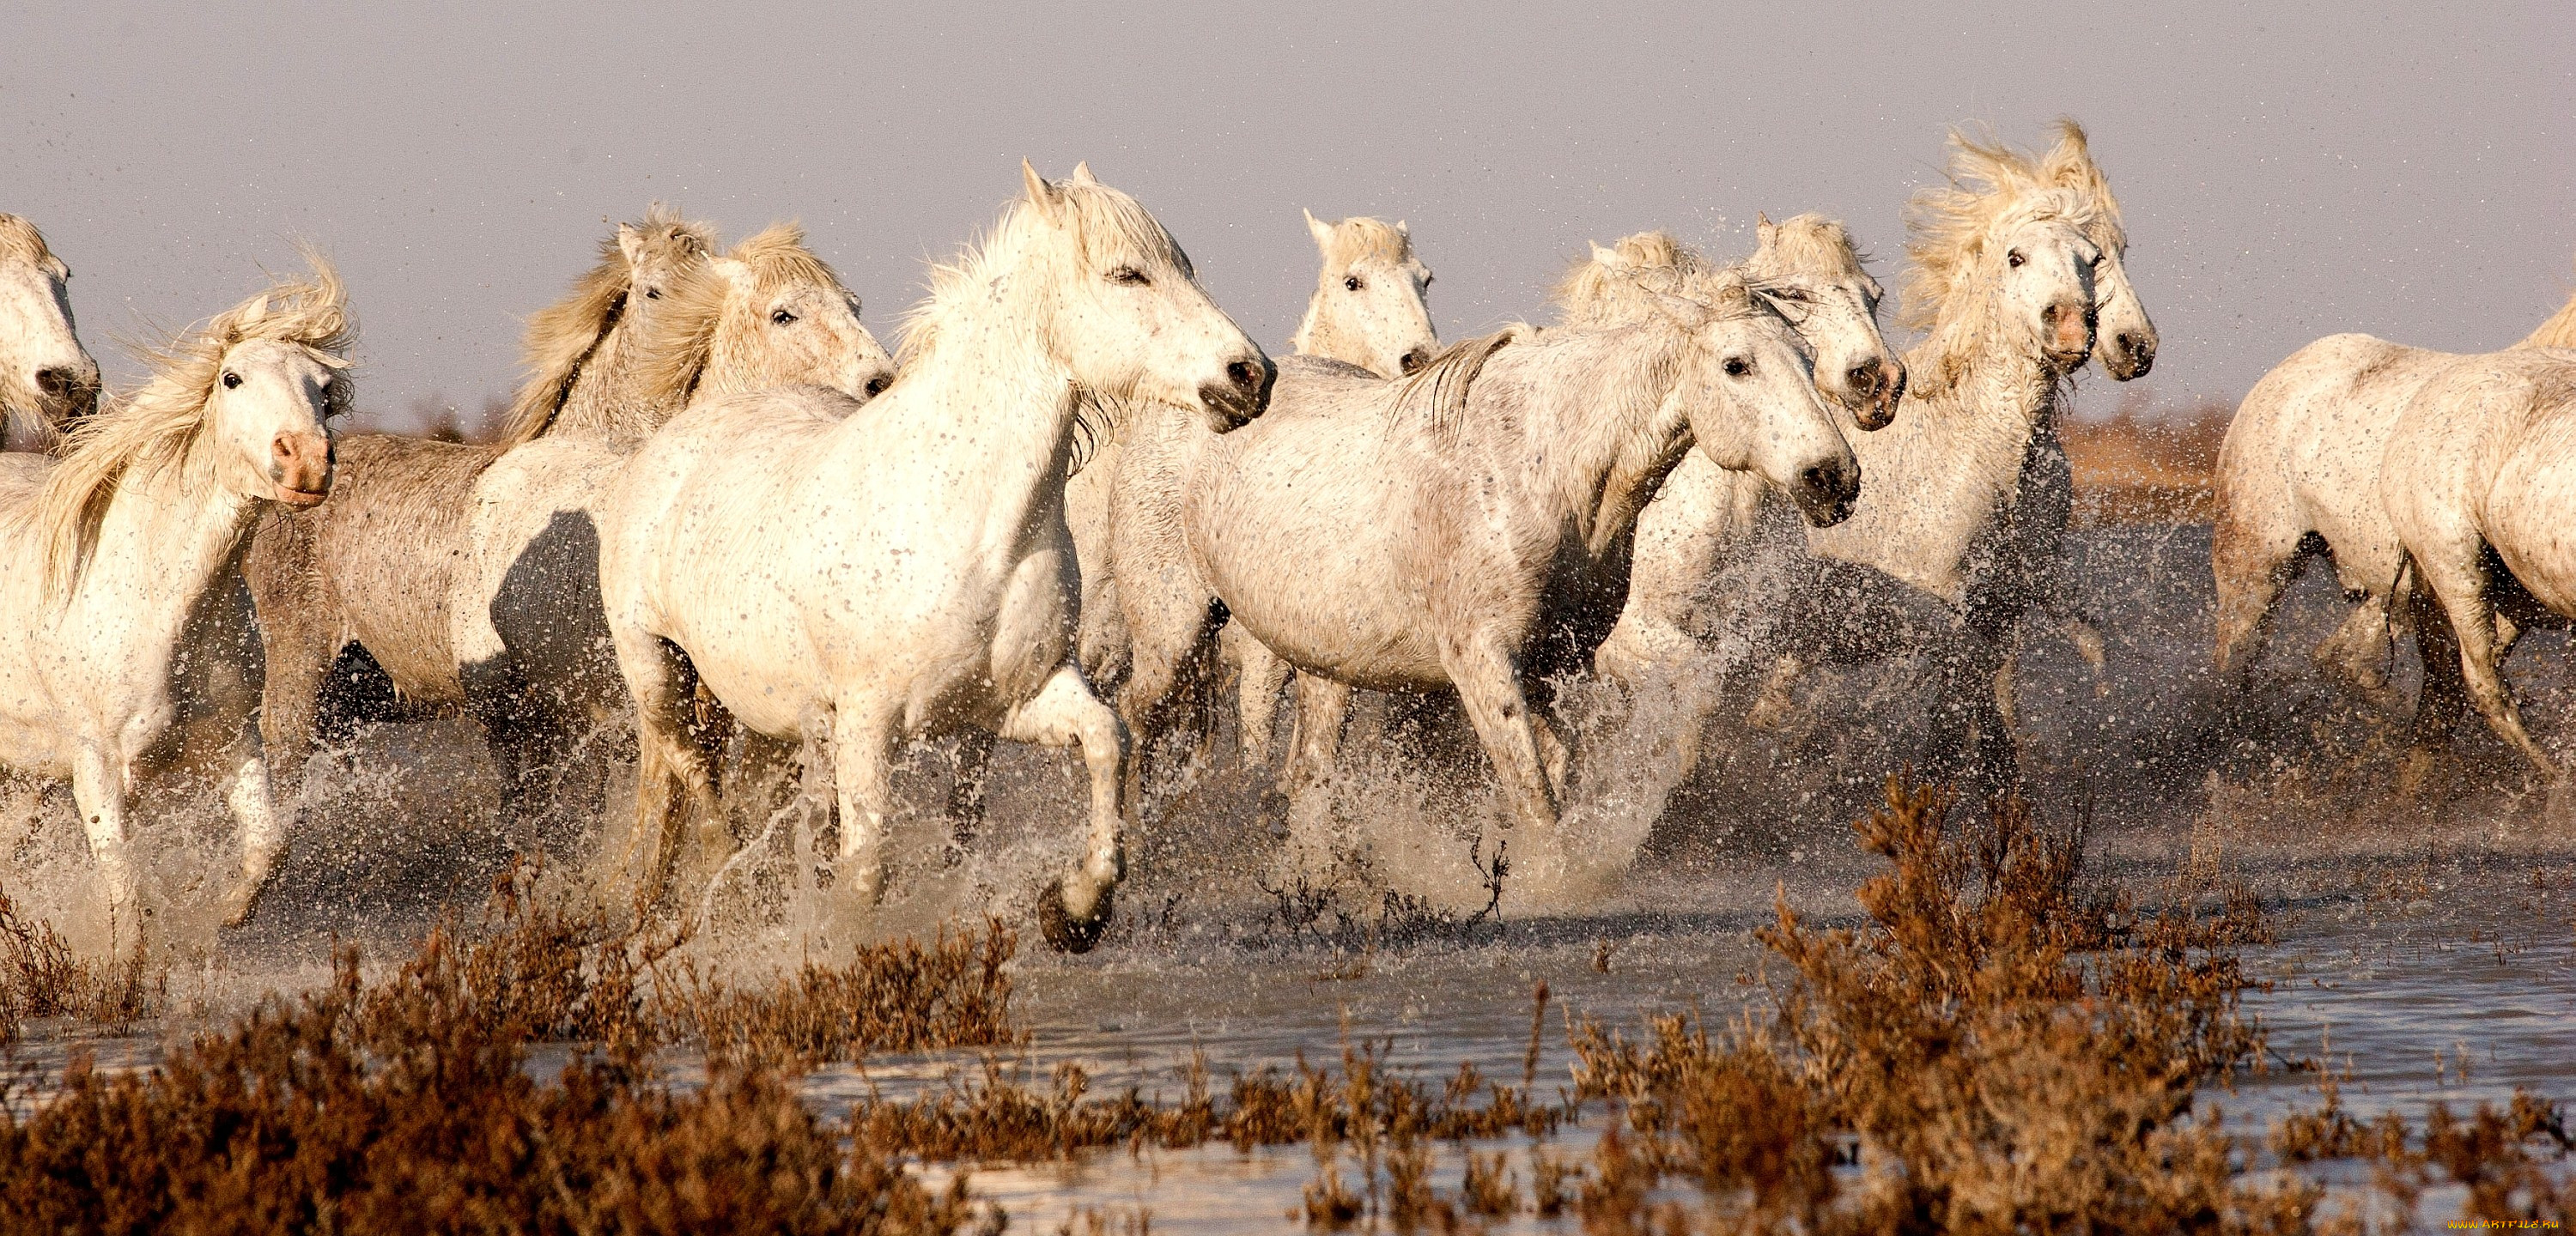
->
left=1390, top=325, right=1528, bottom=440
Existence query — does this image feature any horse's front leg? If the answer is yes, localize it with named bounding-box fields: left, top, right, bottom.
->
left=70, top=746, right=141, bottom=954
left=1226, top=623, right=1292, bottom=766
left=615, top=635, right=724, bottom=919
left=1441, top=634, right=1559, bottom=833
left=217, top=743, right=287, bottom=928
left=999, top=664, right=1128, bottom=954
left=1281, top=674, right=1352, bottom=794
left=943, top=730, right=995, bottom=863
left=828, top=696, right=902, bottom=908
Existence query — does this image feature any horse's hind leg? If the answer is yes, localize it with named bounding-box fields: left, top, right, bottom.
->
left=2210, top=507, right=2305, bottom=690
left=2411, top=542, right=2556, bottom=782
left=824, top=695, right=902, bottom=909
left=1442, top=635, right=1559, bottom=833
left=616, top=637, right=724, bottom=918
left=999, top=665, right=1129, bottom=953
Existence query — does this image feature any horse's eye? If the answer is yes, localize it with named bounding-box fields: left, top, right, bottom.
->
left=1108, top=267, right=1150, bottom=286
left=2006, top=250, right=2026, bottom=269
left=1723, top=358, right=1751, bottom=378
left=1344, top=276, right=1363, bottom=293
left=643, top=288, right=661, bottom=300
left=222, top=371, right=243, bottom=390
left=1772, top=288, right=1809, bottom=302
left=771, top=308, right=798, bottom=326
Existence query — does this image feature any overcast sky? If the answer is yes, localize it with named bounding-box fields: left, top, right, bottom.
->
left=5, top=1, right=2569, bottom=432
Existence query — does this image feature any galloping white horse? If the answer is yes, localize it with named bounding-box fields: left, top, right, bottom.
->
left=1110, top=270, right=1856, bottom=837
left=1579, top=219, right=1905, bottom=691
left=2213, top=256, right=2576, bottom=702
left=0, top=215, right=101, bottom=451
left=597, top=163, right=1273, bottom=952
left=1714, top=124, right=2123, bottom=787
left=1040, top=211, right=1437, bottom=817
left=2378, top=348, right=2576, bottom=781
left=0, top=258, right=348, bottom=942
left=452, top=222, right=896, bottom=839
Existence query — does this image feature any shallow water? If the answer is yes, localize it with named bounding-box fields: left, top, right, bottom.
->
left=9, top=524, right=2576, bottom=1228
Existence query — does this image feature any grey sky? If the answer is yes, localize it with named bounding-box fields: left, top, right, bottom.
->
left=6, top=1, right=2569, bottom=433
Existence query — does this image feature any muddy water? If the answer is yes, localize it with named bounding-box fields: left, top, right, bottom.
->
left=9, top=525, right=2576, bottom=1229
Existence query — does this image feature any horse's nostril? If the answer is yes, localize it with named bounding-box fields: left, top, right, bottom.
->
left=1400, top=348, right=1432, bottom=376
left=1845, top=362, right=1879, bottom=394
left=1225, top=360, right=1262, bottom=395
left=864, top=373, right=893, bottom=399
left=34, top=367, right=74, bottom=397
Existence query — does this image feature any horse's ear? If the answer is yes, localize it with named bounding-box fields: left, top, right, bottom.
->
left=1394, top=219, right=1408, bottom=238
left=710, top=256, right=755, bottom=294
left=1647, top=289, right=1711, bottom=330
left=1304, top=209, right=1334, bottom=251
left=1589, top=240, right=1624, bottom=270
left=617, top=222, right=648, bottom=268
left=1755, top=213, right=1777, bottom=245
left=2040, top=119, right=2102, bottom=191
left=1068, top=161, right=1097, bottom=185
left=1021, top=160, right=1060, bottom=220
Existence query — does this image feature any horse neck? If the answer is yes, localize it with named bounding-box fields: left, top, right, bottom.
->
left=72, top=457, right=257, bottom=637
left=1509, top=329, right=1692, bottom=561
left=545, top=306, right=676, bottom=440
left=1830, top=323, right=2068, bottom=592
left=1291, top=278, right=1347, bottom=362
left=838, top=306, right=1079, bottom=548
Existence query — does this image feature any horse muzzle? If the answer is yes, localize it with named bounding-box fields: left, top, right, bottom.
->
left=2042, top=302, right=2096, bottom=367
left=1199, top=354, right=1275, bottom=432
left=2104, top=330, right=2157, bottom=380
left=1791, top=457, right=1861, bottom=528
left=1839, top=356, right=1905, bottom=431
left=270, top=431, right=334, bottom=507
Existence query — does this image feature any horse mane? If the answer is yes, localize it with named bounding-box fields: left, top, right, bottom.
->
left=1550, top=232, right=1728, bottom=330
left=1315, top=215, right=1414, bottom=270
left=0, top=215, right=65, bottom=275
left=1742, top=214, right=1873, bottom=286
left=29, top=253, right=354, bottom=596
left=495, top=203, right=715, bottom=446
left=2516, top=254, right=2576, bottom=350
left=900, top=169, right=1188, bottom=373
left=1388, top=327, right=1526, bottom=439
left=631, top=221, right=854, bottom=409
left=1901, top=120, right=2118, bottom=395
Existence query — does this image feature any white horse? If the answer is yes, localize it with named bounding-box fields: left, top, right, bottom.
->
left=1687, top=124, right=2125, bottom=788
left=2379, top=348, right=2576, bottom=781
left=0, top=258, right=348, bottom=942
left=597, top=163, right=1272, bottom=952
left=1580, top=219, right=1905, bottom=692
left=1110, top=270, right=1856, bottom=838
left=452, top=221, right=896, bottom=840
left=1035, top=212, right=1438, bottom=820
left=0, top=215, right=101, bottom=451
left=2212, top=256, right=2576, bottom=703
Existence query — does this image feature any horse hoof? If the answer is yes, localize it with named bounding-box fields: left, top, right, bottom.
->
left=1037, top=878, right=1114, bottom=954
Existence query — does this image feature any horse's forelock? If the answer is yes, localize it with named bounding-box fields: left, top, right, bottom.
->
left=1320, top=217, right=1413, bottom=271
left=1747, top=215, right=1870, bottom=284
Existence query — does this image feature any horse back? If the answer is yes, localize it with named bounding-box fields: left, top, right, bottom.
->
left=250, top=433, right=505, bottom=702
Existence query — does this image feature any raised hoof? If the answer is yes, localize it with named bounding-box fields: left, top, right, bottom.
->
left=1037, top=878, right=1114, bottom=954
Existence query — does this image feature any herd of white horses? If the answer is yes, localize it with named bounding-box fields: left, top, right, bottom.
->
left=3, top=119, right=2572, bottom=956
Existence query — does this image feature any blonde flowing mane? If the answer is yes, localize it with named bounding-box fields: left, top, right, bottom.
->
left=0, top=215, right=64, bottom=273
left=495, top=204, right=715, bottom=446
left=1901, top=120, right=2119, bottom=394
left=2516, top=254, right=2576, bottom=350
left=27, top=255, right=354, bottom=596
left=631, top=221, right=851, bottom=405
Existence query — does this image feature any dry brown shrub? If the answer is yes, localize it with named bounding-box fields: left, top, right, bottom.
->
left=0, top=941, right=974, bottom=1234
left=0, top=886, right=158, bottom=1038
left=672, top=918, right=1020, bottom=1063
